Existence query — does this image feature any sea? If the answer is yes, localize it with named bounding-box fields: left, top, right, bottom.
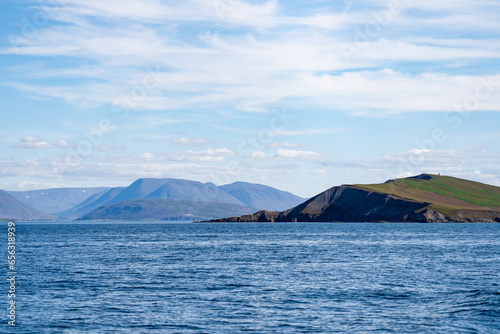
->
left=1, top=222, right=499, bottom=333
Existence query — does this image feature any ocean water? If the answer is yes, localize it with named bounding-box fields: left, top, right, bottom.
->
left=1, top=222, right=499, bottom=333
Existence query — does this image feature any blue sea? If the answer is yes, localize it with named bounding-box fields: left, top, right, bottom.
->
left=1, top=222, right=499, bottom=333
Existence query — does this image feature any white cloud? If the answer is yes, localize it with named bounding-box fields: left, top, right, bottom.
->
left=178, top=148, right=234, bottom=162
left=245, top=149, right=321, bottom=160
left=300, top=71, right=500, bottom=114
left=94, top=144, right=125, bottom=152
left=267, top=142, right=302, bottom=148
left=196, top=148, right=234, bottom=156
left=0, top=149, right=297, bottom=190
left=275, top=129, right=345, bottom=136
left=319, top=146, right=500, bottom=186
left=97, top=148, right=235, bottom=164
left=171, top=137, right=209, bottom=146
left=3, top=1, right=500, bottom=115
left=14, top=136, right=69, bottom=149
left=246, top=151, right=268, bottom=159
left=275, top=149, right=320, bottom=160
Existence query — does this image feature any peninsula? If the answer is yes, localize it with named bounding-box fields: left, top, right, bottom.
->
left=206, top=174, right=500, bottom=223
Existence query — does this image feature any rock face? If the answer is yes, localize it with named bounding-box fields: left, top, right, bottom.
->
left=0, top=190, right=55, bottom=221
left=207, top=174, right=500, bottom=223
left=277, top=186, right=435, bottom=222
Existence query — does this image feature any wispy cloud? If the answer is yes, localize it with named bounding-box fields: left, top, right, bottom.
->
left=171, top=137, right=210, bottom=146
left=319, top=146, right=500, bottom=186
left=246, top=149, right=321, bottom=160
left=3, top=1, right=500, bottom=115
left=2, top=0, right=500, bottom=195
left=14, top=136, right=70, bottom=149
left=275, top=129, right=346, bottom=136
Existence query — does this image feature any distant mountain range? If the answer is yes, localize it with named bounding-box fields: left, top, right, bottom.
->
left=0, top=190, right=55, bottom=221
left=4, top=174, right=499, bottom=223
left=2, top=178, right=305, bottom=221
left=56, top=187, right=126, bottom=219
left=107, top=178, right=245, bottom=206
left=8, top=187, right=109, bottom=213
left=76, top=199, right=256, bottom=221
left=208, top=174, right=500, bottom=223
left=71, top=179, right=306, bottom=221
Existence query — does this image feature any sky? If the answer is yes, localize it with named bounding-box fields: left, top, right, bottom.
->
left=1, top=0, right=500, bottom=198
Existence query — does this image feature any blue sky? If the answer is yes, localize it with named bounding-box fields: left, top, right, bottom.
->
left=1, top=0, right=500, bottom=197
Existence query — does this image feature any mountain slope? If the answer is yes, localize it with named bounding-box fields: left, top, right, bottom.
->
left=105, top=179, right=172, bottom=205
left=0, top=190, right=56, bottom=221
left=145, top=180, right=244, bottom=205
left=76, top=199, right=256, bottom=221
left=208, top=174, right=500, bottom=223
left=9, top=187, right=109, bottom=213
left=56, top=187, right=126, bottom=219
left=220, top=182, right=305, bottom=211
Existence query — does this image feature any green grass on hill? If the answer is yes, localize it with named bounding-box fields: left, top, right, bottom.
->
left=400, top=175, right=500, bottom=207
left=356, top=174, right=500, bottom=208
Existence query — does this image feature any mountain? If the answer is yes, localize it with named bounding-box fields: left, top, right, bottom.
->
left=0, top=190, right=56, bottom=221
left=76, top=199, right=256, bottom=221
left=56, top=187, right=126, bottom=219
left=207, top=174, right=500, bottom=223
left=144, top=180, right=245, bottom=204
left=59, top=178, right=306, bottom=219
left=106, top=178, right=246, bottom=205
left=60, top=178, right=246, bottom=218
left=9, top=187, right=109, bottom=214
left=220, top=182, right=305, bottom=211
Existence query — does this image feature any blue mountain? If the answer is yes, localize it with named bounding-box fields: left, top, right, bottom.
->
left=57, top=178, right=305, bottom=220
left=0, top=190, right=55, bottom=221
left=220, top=182, right=305, bottom=211
left=56, top=187, right=126, bottom=219
left=144, top=180, right=244, bottom=204
left=8, top=187, right=109, bottom=214
left=107, top=178, right=244, bottom=206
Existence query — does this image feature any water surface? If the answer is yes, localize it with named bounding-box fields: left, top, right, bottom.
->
left=1, top=222, right=499, bottom=333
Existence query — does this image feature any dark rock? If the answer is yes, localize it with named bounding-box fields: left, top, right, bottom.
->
left=408, top=174, right=434, bottom=180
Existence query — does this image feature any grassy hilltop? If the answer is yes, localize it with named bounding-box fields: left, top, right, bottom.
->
left=357, top=174, right=500, bottom=220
